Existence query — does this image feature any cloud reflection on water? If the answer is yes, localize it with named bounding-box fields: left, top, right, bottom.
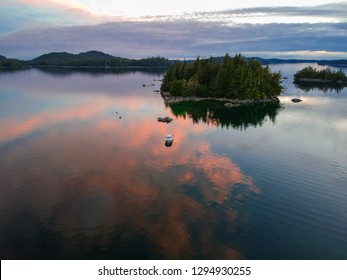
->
left=0, top=73, right=259, bottom=259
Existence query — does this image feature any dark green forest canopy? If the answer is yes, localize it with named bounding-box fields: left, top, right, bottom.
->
left=161, top=54, right=284, bottom=100
left=293, top=66, right=347, bottom=84
left=0, top=58, right=23, bottom=68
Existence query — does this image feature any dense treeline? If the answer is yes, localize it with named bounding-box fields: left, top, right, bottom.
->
left=161, top=54, right=284, bottom=100
left=294, top=66, right=347, bottom=83
left=0, top=51, right=171, bottom=68
left=0, top=55, right=24, bottom=68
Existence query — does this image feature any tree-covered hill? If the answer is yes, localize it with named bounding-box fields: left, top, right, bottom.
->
left=78, top=51, right=114, bottom=59
left=161, top=54, right=284, bottom=100
left=318, top=60, right=347, bottom=68
left=0, top=55, right=24, bottom=68
left=30, top=51, right=170, bottom=67
left=0, top=51, right=171, bottom=68
left=32, top=52, right=83, bottom=65
left=30, top=51, right=131, bottom=67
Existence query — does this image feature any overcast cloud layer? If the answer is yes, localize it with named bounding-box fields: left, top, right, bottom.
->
left=0, top=1, right=346, bottom=59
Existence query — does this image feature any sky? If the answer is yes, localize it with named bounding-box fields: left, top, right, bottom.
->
left=0, top=0, right=347, bottom=59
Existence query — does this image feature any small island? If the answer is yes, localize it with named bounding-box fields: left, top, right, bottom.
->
left=294, top=66, right=347, bottom=84
left=160, top=54, right=284, bottom=104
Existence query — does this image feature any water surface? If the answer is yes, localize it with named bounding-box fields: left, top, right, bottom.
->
left=0, top=65, right=346, bottom=259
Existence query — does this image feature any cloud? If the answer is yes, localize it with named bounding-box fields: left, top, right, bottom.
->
left=0, top=0, right=106, bottom=34
left=141, top=2, right=347, bottom=24
left=1, top=19, right=347, bottom=59
left=40, top=0, right=347, bottom=18
left=0, top=2, right=346, bottom=59
left=216, top=3, right=347, bottom=18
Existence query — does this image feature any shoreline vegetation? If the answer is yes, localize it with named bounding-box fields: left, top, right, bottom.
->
left=293, top=66, right=347, bottom=85
left=160, top=54, right=284, bottom=103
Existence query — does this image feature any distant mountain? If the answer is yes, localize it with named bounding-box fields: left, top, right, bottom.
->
left=31, top=51, right=120, bottom=66
left=254, top=57, right=317, bottom=64
left=254, top=57, right=347, bottom=67
left=1, top=51, right=346, bottom=69
left=0, top=55, right=24, bottom=68
left=29, top=51, right=170, bottom=67
left=318, top=60, right=347, bottom=68
left=32, top=50, right=117, bottom=62
left=77, top=50, right=115, bottom=59
left=32, top=52, right=79, bottom=64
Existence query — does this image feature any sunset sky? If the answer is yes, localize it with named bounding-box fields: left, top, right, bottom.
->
left=0, top=0, right=346, bottom=59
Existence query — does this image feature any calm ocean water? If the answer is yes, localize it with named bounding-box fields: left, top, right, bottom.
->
left=0, top=65, right=346, bottom=259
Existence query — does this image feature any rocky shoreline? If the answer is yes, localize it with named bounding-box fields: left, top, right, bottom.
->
left=160, top=92, right=280, bottom=106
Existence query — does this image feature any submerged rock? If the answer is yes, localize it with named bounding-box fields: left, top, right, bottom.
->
left=224, top=102, right=241, bottom=108
left=158, top=116, right=173, bottom=123
left=291, top=98, right=302, bottom=103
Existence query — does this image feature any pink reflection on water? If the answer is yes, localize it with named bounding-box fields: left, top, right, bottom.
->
left=0, top=86, right=259, bottom=259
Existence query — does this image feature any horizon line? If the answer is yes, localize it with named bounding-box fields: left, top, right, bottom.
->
left=2, top=50, right=347, bottom=62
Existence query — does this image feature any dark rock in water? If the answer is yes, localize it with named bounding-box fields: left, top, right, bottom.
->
left=158, top=116, right=173, bottom=123
left=224, top=102, right=241, bottom=108
left=291, top=98, right=302, bottom=103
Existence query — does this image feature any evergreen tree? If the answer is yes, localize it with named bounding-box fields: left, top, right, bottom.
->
left=161, top=54, right=284, bottom=100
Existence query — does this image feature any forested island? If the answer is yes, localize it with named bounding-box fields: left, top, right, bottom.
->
left=293, top=66, right=347, bottom=84
left=0, top=51, right=171, bottom=68
left=160, top=54, right=284, bottom=102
